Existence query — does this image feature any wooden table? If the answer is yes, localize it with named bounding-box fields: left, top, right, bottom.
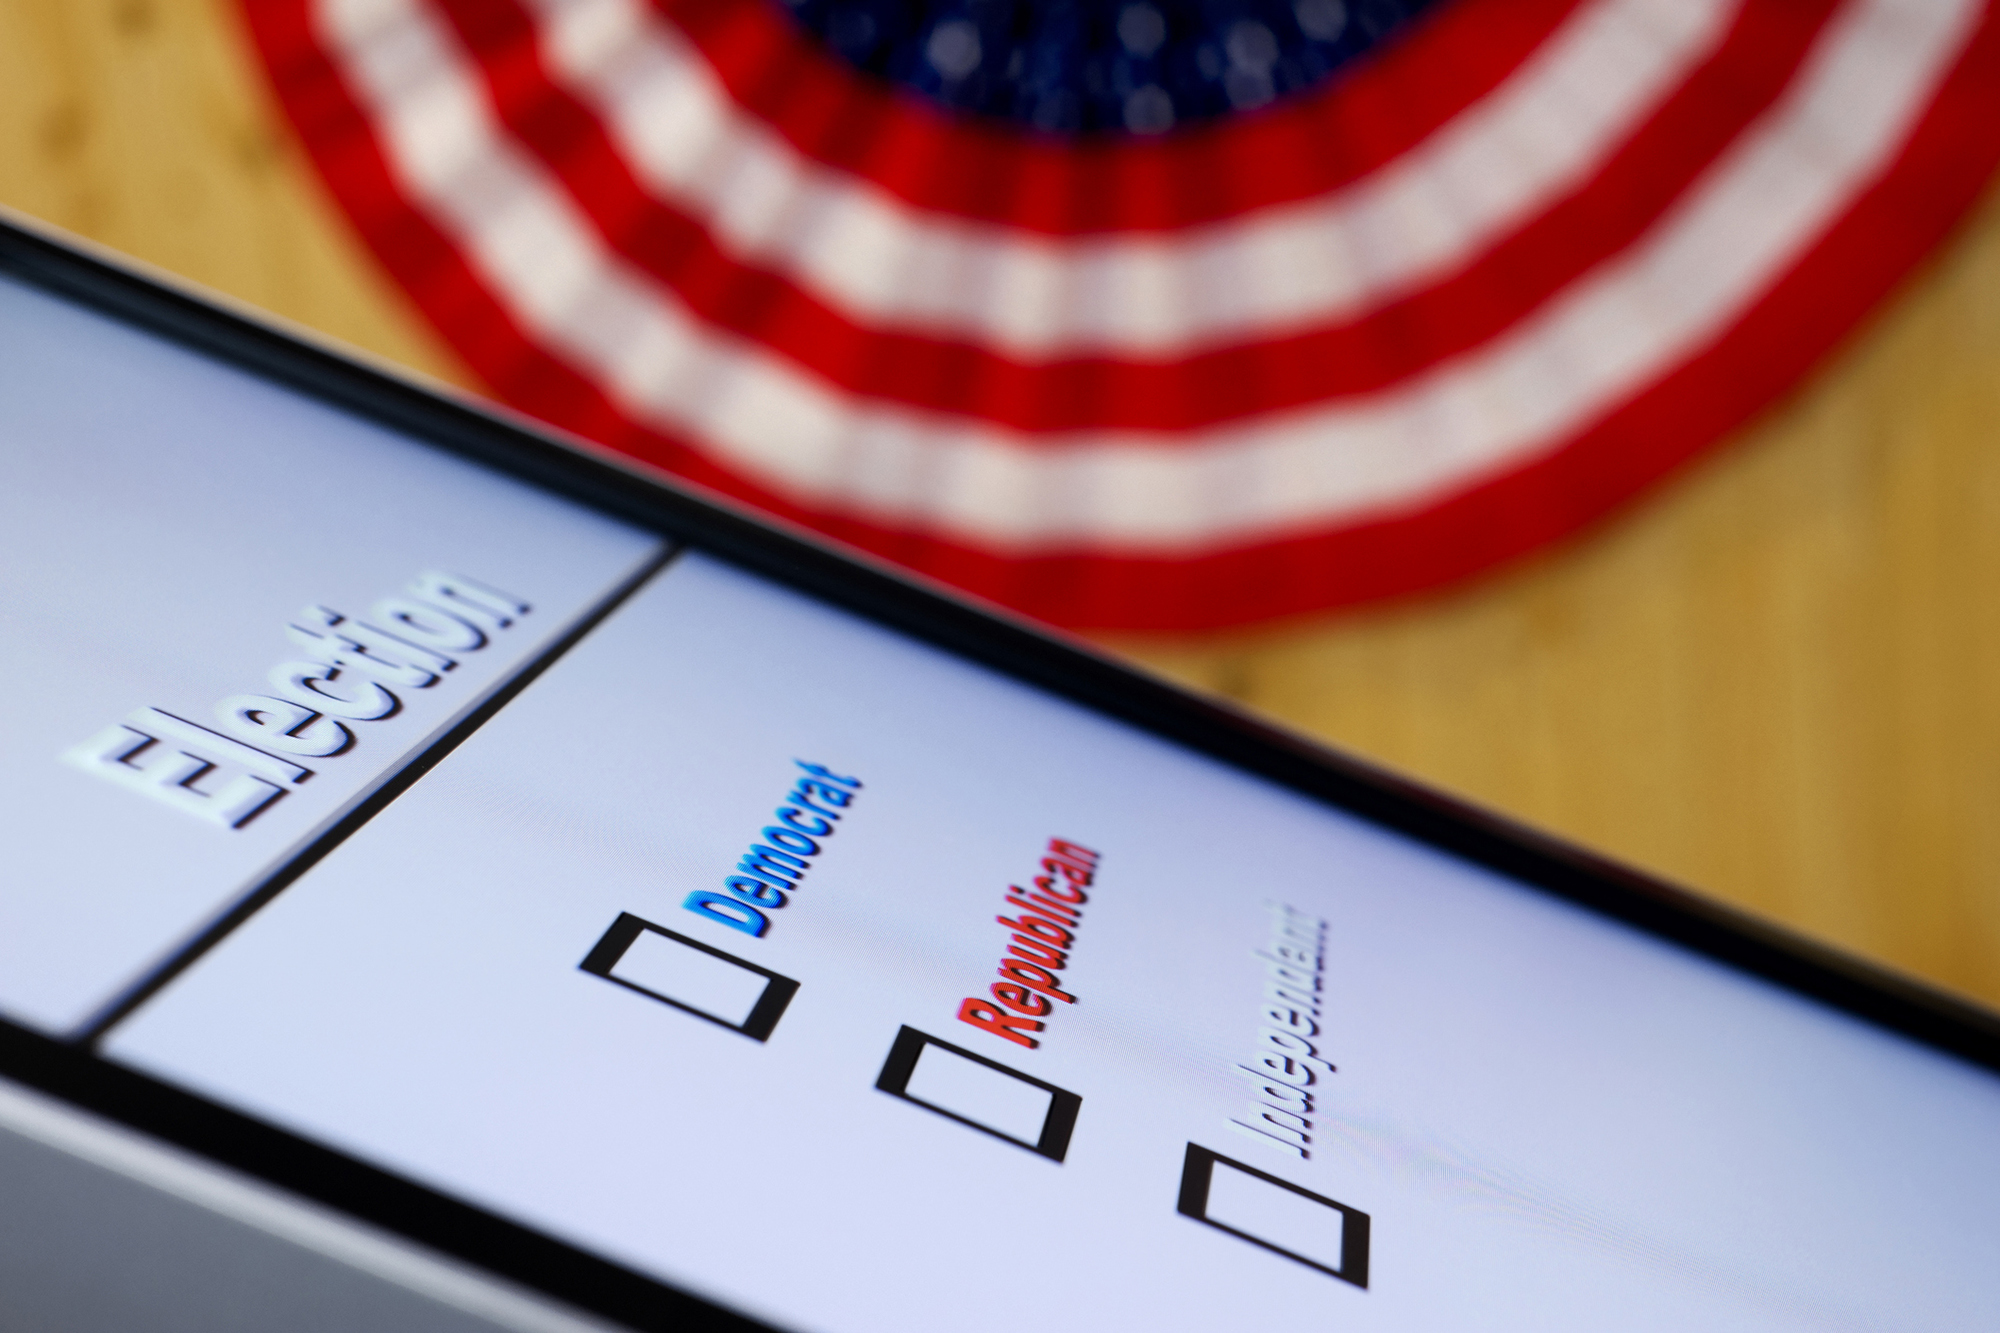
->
left=7, top=0, right=1999, bottom=1008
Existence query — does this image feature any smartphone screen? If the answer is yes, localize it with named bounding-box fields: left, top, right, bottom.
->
left=5, top=265, right=1999, bottom=1332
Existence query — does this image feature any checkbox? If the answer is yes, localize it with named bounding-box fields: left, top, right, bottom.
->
left=580, top=913, right=798, bottom=1041
left=874, top=1026, right=1080, bottom=1161
left=1176, top=1144, right=1370, bottom=1287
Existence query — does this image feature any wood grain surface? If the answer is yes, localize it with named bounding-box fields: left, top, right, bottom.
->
left=5, top=0, right=1998, bottom=1007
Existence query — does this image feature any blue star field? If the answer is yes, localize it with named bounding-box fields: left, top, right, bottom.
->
left=778, top=0, right=1439, bottom=134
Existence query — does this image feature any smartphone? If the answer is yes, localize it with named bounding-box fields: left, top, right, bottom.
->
left=3, top=214, right=1997, bottom=1333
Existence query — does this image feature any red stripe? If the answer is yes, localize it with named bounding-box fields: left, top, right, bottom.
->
left=433, top=0, right=1832, bottom=433
left=902, top=8, right=2000, bottom=629
left=240, top=1, right=2000, bottom=630
left=242, top=4, right=637, bottom=454
left=651, top=0, right=1584, bottom=233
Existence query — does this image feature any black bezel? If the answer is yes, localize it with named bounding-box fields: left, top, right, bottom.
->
left=4, top=214, right=1997, bottom=1331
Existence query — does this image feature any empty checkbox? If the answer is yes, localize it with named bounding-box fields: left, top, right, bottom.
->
left=580, top=913, right=798, bottom=1040
left=1176, top=1144, right=1370, bottom=1287
left=875, top=1026, right=1080, bottom=1161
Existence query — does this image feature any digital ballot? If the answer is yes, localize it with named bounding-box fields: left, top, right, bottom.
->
left=6, top=262, right=1999, bottom=1333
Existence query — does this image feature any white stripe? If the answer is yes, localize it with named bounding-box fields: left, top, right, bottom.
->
left=319, top=0, right=1974, bottom=555
left=520, top=0, right=1736, bottom=360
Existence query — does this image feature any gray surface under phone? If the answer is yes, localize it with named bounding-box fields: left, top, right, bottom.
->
left=0, top=1080, right=609, bottom=1333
